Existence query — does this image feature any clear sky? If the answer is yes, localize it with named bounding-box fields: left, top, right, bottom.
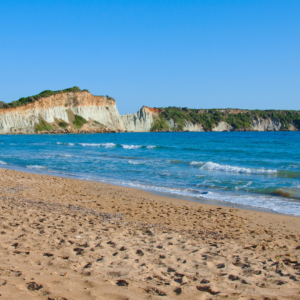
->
left=0, top=0, right=299, bottom=114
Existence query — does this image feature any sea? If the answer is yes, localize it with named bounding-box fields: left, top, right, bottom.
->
left=1, top=132, right=300, bottom=216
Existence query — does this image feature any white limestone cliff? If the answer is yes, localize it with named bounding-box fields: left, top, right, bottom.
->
left=212, top=121, right=233, bottom=132
left=0, top=92, right=156, bottom=134
left=121, top=106, right=154, bottom=132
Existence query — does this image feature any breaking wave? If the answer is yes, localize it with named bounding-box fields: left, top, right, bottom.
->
left=56, top=142, right=158, bottom=150
left=79, top=143, right=102, bottom=147
left=122, top=145, right=142, bottom=149
left=79, top=143, right=116, bottom=148
left=102, top=143, right=117, bottom=148
left=200, top=162, right=277, bottom=174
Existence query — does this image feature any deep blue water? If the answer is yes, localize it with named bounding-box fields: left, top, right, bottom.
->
left=1, top=132, right=300, bottom=215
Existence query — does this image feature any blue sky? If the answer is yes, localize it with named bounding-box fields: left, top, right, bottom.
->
left=0, top=0, right=299, bottom=114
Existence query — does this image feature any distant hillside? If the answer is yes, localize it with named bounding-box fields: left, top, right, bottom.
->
left=151, top=107, right=300, bottom=131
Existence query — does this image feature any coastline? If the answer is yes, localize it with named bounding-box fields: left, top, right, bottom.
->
left=1, top=168, right=300, bottom=299
left=1, top=128, right=300, bottom=135
left=0, top=163, right=296, bottom=217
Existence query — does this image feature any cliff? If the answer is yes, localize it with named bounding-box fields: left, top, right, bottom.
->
left=0, top=89, right=299, bottom=134
left=0, top=90, right=156, bottom=134
left=150, top=107, right=300, bottom=132
left=0, top=91, right=123, bottom=134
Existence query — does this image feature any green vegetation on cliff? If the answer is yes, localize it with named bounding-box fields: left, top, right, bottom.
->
left=73, top=115, right=88, bottom=128
left=151, top=107, right=300, bottom=131
left=1, top=87, right=89, bottom=109
left=34, top=118, right=53, bottom=132
left=105, top=95, right=115, bottom=101
left=151, top=116, right=169, bottom=131
left=34, top=114, right=89, bottom=132
left=58, top=120, right=69, bottom=128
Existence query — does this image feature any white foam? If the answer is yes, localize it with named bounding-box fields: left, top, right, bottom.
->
left=57, top=142, right=62, bottom=145
left=200, top=162, right=277, bottom=174
left=198, top=191, right=300, bottom=216
left=79, top=143, right=101, bottom=147
left=68, top=143, right=74, bottom=146
left=128, top=160, right=144, bottom=165
left=0, top=160, right=8, bottom=165
left=121, top=180, right=300, bottom=215
left=122, top=145, right=142, bottom=150
left=79, top=143, right=116, bottom=148
left=147, top=145, right=156, bottom=149
left=26, top=165, right=47, bottom=169
left=102, top=143, right=116, bottom=148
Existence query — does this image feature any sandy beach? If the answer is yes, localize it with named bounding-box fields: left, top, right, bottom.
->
left=0, top=168, right=300, bottom=299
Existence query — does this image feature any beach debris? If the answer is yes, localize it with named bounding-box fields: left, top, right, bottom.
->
left=136, top=249, right=144, bottom=256
left=0, top=280, right=7, bottom=286
left=116, top=279, right=129, bottom=286
left=167, top=268, right=176, bottom=273
left=145, top=286, right=167, bottom=296
left=200, top=279, right=210, bottom=284
left=196, top=285, right=219, bottom=295
left=228, top=275, right=240, bottom=281
left=83, top=262, right=92, bottom=269
left=43, top=253, right=54, bottom=257
left=27, top=282, right=43, bottom=291
left=73, top=248, right=84, bottom=255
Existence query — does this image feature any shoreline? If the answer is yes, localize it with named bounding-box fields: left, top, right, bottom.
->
left=0, top=164, right=297, bottom=217
left=1, top=168, right=300, bottom=299
left=1, top=166, right=300, bottom=233
left=1, top=129, right=300, bottom=135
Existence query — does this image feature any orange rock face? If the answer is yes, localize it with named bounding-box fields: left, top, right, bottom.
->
left=143, top=106, right=161, bottom=114
left=0, top=91, right=115, bottom=114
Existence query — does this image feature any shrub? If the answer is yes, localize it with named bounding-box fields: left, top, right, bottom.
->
left=106, top=95, right=115, bottom=101
left=150, top=116, right=169, bottom=131
left=58, top=121, right=69, bottom=128
left=34, top=118, right=53, bottom=132
left=0, top=101, right=9, bottom=108
left=73, top=115, right=88, bottom=128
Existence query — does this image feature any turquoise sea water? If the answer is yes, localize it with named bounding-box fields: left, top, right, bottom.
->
left=1, top=132, right=300, bottom=215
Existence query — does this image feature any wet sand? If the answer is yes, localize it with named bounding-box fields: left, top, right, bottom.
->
left=0, top=168, right=300, bottom=299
